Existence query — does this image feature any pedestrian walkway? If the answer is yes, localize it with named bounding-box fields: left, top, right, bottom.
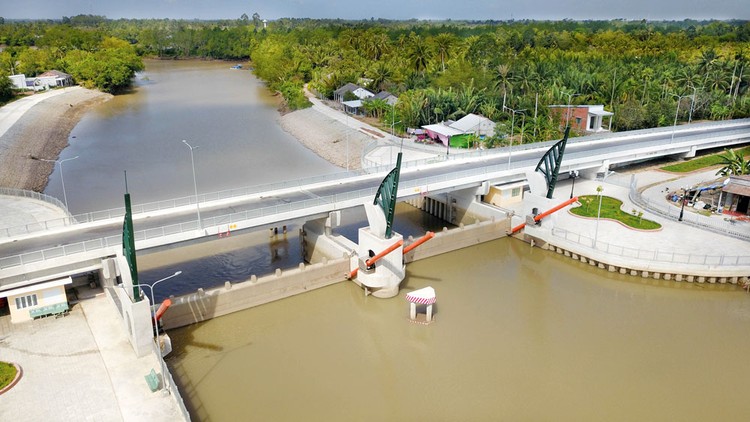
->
left=0, top=194, right=70, bottom=232
left=505, top=173, right=750, bottom=278
left=0, top=288, right=185, bottom=421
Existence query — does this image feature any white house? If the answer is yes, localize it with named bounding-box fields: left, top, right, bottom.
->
left=449, top=113, right=496, bottom=138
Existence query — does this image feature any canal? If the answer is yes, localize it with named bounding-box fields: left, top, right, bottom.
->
left=60, top=60, right=750, bottom=421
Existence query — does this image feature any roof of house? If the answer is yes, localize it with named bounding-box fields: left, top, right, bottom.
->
left=342, top=100, right=363, bottom=108
left=449, top=113, right=492, bottom=132
left=334, top=83, right=361, bottom=96
left=422, top=123, right=465, bottom=137
left=38, top=70, right=72, bottom=79
left=373, top=91, right=395, bottom=100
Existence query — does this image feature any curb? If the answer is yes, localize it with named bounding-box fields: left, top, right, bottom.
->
left=0, top=363, right=23, bottom=395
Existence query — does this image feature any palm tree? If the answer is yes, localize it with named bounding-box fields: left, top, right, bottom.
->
left=716, top=148, right=750, bottom=176
left=432, top=33, right=456, bottom=72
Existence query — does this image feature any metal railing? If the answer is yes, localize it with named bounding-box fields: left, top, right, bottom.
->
left=0, top=188, right=77, bottom=235
left=627, top=176, right=750, bottom=241
left=4, top=119, right=749, bottom=238
left=551, top=227, right=750, bottom=267
left=0, top=160, right=526, bottom=270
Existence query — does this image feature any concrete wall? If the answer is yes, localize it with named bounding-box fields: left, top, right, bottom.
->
left=404, top=217, right=511, bottom=263
left=160, top=258, right=349, bottom=330
left=160, top=214, right=512, bottom=330
left=112, top=255, right=155, bottom=358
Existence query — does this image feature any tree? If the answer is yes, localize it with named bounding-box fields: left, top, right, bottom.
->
left=0, top=73, right=13, bottom=103
left=716, top=148, right=750, bottom=176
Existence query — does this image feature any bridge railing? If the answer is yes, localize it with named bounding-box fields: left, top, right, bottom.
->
left=3, top=119, right=749, bottom=239
left=0, top=188, right=78, bottom=236
left=1, top=158, right=528, bottom=270
left=550, top=227, right=750, bottom=267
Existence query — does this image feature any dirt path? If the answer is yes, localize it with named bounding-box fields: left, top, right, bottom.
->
left=0, top=88, right=112, bottom=191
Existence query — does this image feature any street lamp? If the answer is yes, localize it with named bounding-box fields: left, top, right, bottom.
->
left=594, top=185, right=603, bottom=249
left=688, top=85, right=698, bottom=124
left=503, top=106, right=526, bottom=170
left=344, top=108, right=350, bottom=171
left=181, top=140, right=202, bottom=229
left=569, top=170, right=579, bottom=199
left=679, top=187, right=689, bottom=221
left=138, top=270, right=181, bottom=394
left=669, top=93, right=694, bottom=144
left=565, top=92, right=581, bottom=129
left=40, top=155, right=79, bottom=211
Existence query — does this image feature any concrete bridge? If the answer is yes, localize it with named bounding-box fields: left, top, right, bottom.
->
left=2, top=118, right=750, bottom=292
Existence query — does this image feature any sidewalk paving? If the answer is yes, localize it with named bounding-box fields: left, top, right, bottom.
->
left=505, top=173, right=750, bottom=272
left=0, top=288, right=184, bottom=422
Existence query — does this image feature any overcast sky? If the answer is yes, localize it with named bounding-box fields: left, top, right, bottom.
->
left=4, top=0, right=748, bottom=21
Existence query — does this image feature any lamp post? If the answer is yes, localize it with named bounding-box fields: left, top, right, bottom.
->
left=679, top=187, right=688, bottom=221
left=503, top=106, right=526, bottom=170
left=565, top=92, right=581, bottom=129
left=569, top=170, right=579, bottom=199
left=345, top=108, right=350, bottom=171
left=688, top=85, right=698, bottom=124
left=138, top=270, right=181, bottom=394
left=181, top=140, right=202, bottom=229
left=669, top=93, right=693, bottom=144
left=594, top=185, right=603, bottom=249
left=40, top=156, right=79, bottom=211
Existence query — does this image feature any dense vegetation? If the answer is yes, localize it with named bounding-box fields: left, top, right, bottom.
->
left=1, top=16, right=749, bottom=145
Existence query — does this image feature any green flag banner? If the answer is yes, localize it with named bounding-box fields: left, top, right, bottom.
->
left=122, top=192, right=140, bottom=302
left=373, top=152, right=402, bottom=239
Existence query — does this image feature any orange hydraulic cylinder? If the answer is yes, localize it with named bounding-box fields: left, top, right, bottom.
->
left=154, top=298, right=172, bottom=321
left=511, top=196, right=579, bottom=234
left=348, top=240, right=404, bottom=279
left=402, top=231, right=435, bottom=254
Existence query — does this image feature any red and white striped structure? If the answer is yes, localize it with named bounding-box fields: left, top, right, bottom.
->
left=406, top=286, right=436, bottom=323
left=406, top=287, right=436, bottom=305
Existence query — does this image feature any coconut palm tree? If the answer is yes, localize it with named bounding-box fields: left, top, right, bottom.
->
left=716, top=148, right=750, bottom=176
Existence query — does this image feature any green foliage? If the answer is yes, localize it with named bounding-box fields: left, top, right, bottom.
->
left=277, top=81, right=311, bottom=111
left=715, top=148, right=750, bottom=176
left=571, top=195, right=661, bottom=230
left=0, top=73, right=13, bottom=103
left=661, top=146, right=750, bottom=173
left=0, top=361, right=16, bottom=389
left=63, top=37, right=143, bottom=93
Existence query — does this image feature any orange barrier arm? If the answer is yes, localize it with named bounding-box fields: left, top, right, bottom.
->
left=348, top=240, right=404, bottom=279
left=402, top=231, right=435, bottom=254
left=154, top=298, right=172, bottom=322
left=511, top=196, right=578, bottom=234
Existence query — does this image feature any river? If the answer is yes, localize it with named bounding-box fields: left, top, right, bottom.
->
left=59, top=61, right=750, bottom=420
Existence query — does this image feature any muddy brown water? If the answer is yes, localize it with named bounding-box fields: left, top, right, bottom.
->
left=56, top=60, right=750, bottom=421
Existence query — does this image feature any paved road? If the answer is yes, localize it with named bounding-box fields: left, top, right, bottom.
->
left=2, top=120, right=750, bottom=261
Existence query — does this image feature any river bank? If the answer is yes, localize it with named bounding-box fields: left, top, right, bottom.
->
left=277, top=107, right=373, bottom=170
left=0, top=88, right=112, bottom=192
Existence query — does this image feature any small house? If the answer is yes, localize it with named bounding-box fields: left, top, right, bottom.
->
left=549, top=104, right=613, bottom=133
left=334, top=83, right=374, bottom=103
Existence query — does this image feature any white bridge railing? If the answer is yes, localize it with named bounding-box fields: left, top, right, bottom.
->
left=551, top=227, right=750, bottom=267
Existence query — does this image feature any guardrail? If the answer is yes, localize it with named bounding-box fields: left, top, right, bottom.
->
left=627, top=176, right=750, bottom=241
left=4, top=119, right=749, bottom=239
left=0, top=187, right=76, bottom=233
left=1, top=157, right=527, bottom=270
left=551, top=227, right=750, bottom=267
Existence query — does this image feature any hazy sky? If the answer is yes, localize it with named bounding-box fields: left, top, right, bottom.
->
left=4, top=0, right=748, bottom=21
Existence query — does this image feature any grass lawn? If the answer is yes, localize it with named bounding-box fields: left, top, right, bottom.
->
left=0, top=361, right=17, bottom=389
left=661, top=146, right=750, bottom=173
left=572, top=195, right=662, bottom=230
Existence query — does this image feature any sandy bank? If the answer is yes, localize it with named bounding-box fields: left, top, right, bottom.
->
left=277, top=107, right=376, bottom=171
left=0, top=88, right=112, bottom=192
